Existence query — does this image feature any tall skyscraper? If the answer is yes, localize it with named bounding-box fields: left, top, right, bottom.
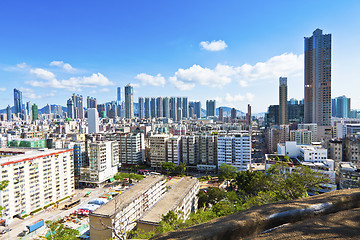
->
left=206, top=100, right=216, bottom=117
left=175, top=97, right=182, bottom=120
left=138, top=97, right=145, bottom=119
left=231, top=108, right=237, bottom=120
left=163, top=97, right=170, bottom=118
left=45, top=104, right=51, bottom=114
left=194, top=101, right=201, bottom=119
left=124, top=84, right=134, bottom=119
left=26, top=101, right=32, bottom=120
left=182, top=97, right=189, bottom=118
left=67, top=98, right=74, bottom=119
left=332, top=95, right=350, bottom=118
left=150, top=97, right=156, bottom=118
left=87, top=96, right=97, bottom=109
left=88, top=108, right=99, bottom=133
left=304, top=28, right=331, bottom=126
left=6, top=105, right=12, bottom=121
left=246, top=104, right=252, bottom=125
left=144, top=97, right=150, bottom=119
left=156, top=97, right=163, bottom=118
left=13, top=88, right=24, bottom=119
left=279, top=77, right=288, bottom=125
left=72, top=94, right=84, bottom=119
left=218, top=108, right=224, bottom=121
left=117, top=87, right=121, bottom=102
left=170, top=97, right=177, bottom=120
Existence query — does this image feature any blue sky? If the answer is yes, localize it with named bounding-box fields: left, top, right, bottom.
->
left=1, top=0, right=360, bottom=113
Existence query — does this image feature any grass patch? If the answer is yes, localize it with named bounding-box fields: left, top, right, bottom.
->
left=30, top=208, right=43, bottom=215
left=57, top=196, right=70, bottom=203
left=44, top=203, right=55, bottom=208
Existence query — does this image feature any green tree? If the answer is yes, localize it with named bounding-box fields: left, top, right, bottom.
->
left=218, top=163, right=237, bottom=182
left=197, top=187, right=226, bottom=208
left=236, top=170, right=265, bottom=195
left=175, top=163, right=187, bottom=176
left=162, top=162, right=176, bottom=175
left=46, top=220, right=79, bottom=240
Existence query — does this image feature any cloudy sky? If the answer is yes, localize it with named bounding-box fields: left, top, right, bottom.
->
left=0, top=0, right=360, bottom=113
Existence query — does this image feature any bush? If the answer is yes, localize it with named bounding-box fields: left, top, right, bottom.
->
left=30, top=208, right=43, bottom=215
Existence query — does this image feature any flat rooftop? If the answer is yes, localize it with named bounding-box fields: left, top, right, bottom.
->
left=139, top=177, right=198, bottom=224
left=91, top=176, right=165, bottom=217
left=0, top=148, right=73, bottom=166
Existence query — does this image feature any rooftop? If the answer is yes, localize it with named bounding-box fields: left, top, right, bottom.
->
left=91, top=176, right=165, bottom=217
left=139, top=177, right=198, bottom=224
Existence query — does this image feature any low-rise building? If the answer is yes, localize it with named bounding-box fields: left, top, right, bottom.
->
left=89, top=176, right=166, bottom=240
left=137, top=177, right=199, bottom=233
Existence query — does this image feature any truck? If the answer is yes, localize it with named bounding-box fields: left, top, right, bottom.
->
left=18, top=219, right=44, bottom=236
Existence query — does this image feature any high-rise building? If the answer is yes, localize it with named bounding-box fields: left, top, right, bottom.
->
left=279, top=77, right=288, bottom=125
left=45, top=104, right=51, bottom=114
left=304, top=28, right=332, bottom=126
left=67, top=98, right=74, bottom=119
left=231, top=108, right=237, bottom=120
left=246, top=104, right=252, bottom=125
left=218, top=108, right=224, bottom=121
left=150, top=97, right=156, bottom=118
left=156, top=97, right=163, bottom=118
left=144, top=97, right=150, bottom=119
left=149, top=134, right=169, bottom=168
left=177, top=97, right=182, bottom=119
left=206, top=100, right=216, bottom=117
left=32, top=104, right=38, bottom=121
left=26, top=101, right=32, bottom=120
left=177, top=107, right=182, bottom=122
left=163, top=97, right=170, bottom=118
left=117, top=87, right=121, bottom=102
left=97, top=104, right=106, bottom=118
left=218, top=134, right=251, bottom=171
left=125, top=84, right=134, bottom=119
left=167, top=136, right=182, bottom=165
left=6, top=105, right=12, bottom=121
left=138, top=97, right=145, bottom=119
left=332, top=96, right=350, bottom=118
left=182, top=97, right=189, bottom=118
left=118, top=133, right=145, bottom=165
left=88, top=108, right=99, bottom=133
left=170, top=97, right=177, bottom=120
left=72, top=94, right=84, bottom=119
left=13, top=88, right=24, bottom=119
left=87, top=96, right=97, bottom=109
left=194, top=101, right=201, bottom=119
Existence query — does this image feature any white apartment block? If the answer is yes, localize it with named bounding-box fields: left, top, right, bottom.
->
left=0, top=148, right=75, bottom=222
left=149, top=134, right=169, bottom=168
left=80, top=141, right=119, bottom=186
left=298, top=123, right=318, bottom=142
left=218, top=134, right=251, bottom=171
left=182, top=136, right=197, bottom=165
left=137, top=177, right=199, bottom=233
left=167, top=136, right=182, bottom=165
left=89, top=176, right=166, bottom=240
left=290, top=129, right=312, bottom=145
left=118, top=133, right=145, bottom=165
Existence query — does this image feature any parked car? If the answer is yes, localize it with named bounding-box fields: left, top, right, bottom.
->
left=0, top=228, right=12, bottom=234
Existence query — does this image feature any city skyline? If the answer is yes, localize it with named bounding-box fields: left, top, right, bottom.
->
left=0, top=1, right=360, bottom=113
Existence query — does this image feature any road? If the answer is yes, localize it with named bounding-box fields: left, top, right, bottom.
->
left=0, top=186, right=109, bottom=239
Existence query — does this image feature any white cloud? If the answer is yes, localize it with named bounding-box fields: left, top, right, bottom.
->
left=135, top=73, right=166, bottom=86
left=169, top=64, right=233, bottom=90
left=30, top=68, right=56, bottom=81
left=0, top=88, right=6, bottom=92
left=167, top=52, right=303, bottom=90
left=50, top=61, right=76, bottom=72
left=26, top=73, right=113, bottom=91
left=200, top=40, right=228, bottom=51
left=99, top=88, right=110, bottom=92
left=225, top=92, right=255, bottom=103
left=16, top=62, right=28, bottom=69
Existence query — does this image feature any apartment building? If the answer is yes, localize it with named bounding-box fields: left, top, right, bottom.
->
left=167, top=136, right=182, bottom=165
left=137, top=177, right=199, bottom=233
left=89, top=176, right=166, bottom=240
left=118, top=133, right=145, bottom=165
left=80, top=141, right=119, bottom=186
left=290, top=129, right=312, bottom=145
left=182, top=135, right=198, bottom=166
left=149, top=134, right=169, bottom=168
left=0, top=148, right=75, bottom=222
left=218, top=134, right=251, bottom=171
